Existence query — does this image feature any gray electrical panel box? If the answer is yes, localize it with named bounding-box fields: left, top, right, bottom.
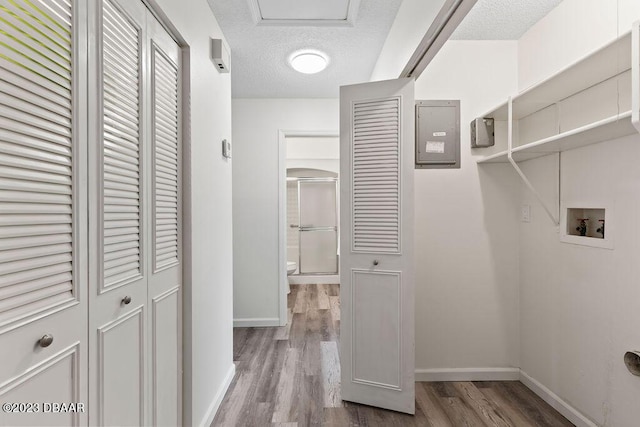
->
left=415, top=100, right=460, bottom=169
left=470, top=117, right=495, bottom=148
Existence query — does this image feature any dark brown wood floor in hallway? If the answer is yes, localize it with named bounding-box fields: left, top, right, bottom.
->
left=212, top=284, right=574, bottom=427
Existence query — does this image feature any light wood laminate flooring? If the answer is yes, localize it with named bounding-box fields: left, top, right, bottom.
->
left=212, top=284, right=573, bottom=427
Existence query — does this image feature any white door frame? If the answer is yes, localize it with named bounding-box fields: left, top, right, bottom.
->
left=277, top=130, right=339, bottom=325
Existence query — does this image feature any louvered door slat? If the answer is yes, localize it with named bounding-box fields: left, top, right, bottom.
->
left=0, top=82, right=70, bottom=120
left=0, top=131, right=72, bottom=158
left=351, top=98, right=400, bottom=253
left=0, top=0, right=75, bottom=325
left=0, top=25, right=71, bottom=74
left=101, top=0, right=142, bottom=290
left=0, top=3, right=70, bottom=54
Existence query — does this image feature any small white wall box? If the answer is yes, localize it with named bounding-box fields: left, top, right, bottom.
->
left=210, top=38, right=230, bottom=73
left=560, top=202, right=613, bottom=249
left=470, top=117, right=494, bottom=148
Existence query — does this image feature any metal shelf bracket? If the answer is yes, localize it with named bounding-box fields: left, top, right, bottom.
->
left=506, top=97, right=560, bottom=226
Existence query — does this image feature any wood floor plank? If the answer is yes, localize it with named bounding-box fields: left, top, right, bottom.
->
left=212, top=284, right=575, bottom=427
left=453, top=381, right=512, bottom=427
left=431, top=382, right=459, bottom=398
left=319, top=307, right=337, bottom=342
left=497, top=382, right=574, bottom=427
left=326, top=283, right=339, bottom=297
left=321, top=341, right=341, bottom=408
left=289, top=312, right=307, bottom=349
left=480, top=387, right=534, bottom=427
left=317, top=283, right=331, bottom=309
left=211, top=370, right=256, bottom=426
left=329, top=296, right=340, bottom=322
left=439, top=397, right=486, bottom=427
left=415, top=382, right=453, bottom=427
left=271, top=348, right=300, bottom=423
left=303, top=308, right=322, bottom=376
left=322, top=407, right=350, bottom=426
left=293, top=286, right=308, bottom=313
left=308, top=284, right=320, bottom=310
left=254, top=339, right=289, bottom=404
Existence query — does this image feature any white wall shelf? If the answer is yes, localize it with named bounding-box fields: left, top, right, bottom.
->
left=477, top=29, right=638, bottom=164
left=477, top=110, right=636, bottom=164
left=475, top=23, right=640, bottom=225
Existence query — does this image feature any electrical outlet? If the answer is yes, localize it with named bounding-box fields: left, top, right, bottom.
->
left=521, top=204, right=531, bottom=222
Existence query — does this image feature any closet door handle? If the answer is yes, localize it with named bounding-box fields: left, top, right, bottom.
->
left=39, top=334, right=54, bottom=348
left=122, top=296, right=132, bottom=305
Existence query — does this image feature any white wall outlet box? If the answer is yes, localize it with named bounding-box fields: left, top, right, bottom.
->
left=222, top=139, right=231, bottom=158
left=210, top=38, right=230, bottom=73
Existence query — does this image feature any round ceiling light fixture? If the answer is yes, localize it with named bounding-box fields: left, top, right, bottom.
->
left=289, top=50, right=329, bottom=74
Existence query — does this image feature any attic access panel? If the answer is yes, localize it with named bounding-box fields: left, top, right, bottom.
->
left=249, top=0, right=360, bottom=26
left=415, top=100, right=460, bottom=169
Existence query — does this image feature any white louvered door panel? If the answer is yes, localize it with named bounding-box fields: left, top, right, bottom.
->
left=340, top=78, right=415, bottom=414
left=88, top=0, right=148, bottom=425
left=152, top=41, right=179, bottom=271
left=102, top=0, right=143, bottom=290
left=352, top=99, right=401, bottom=253
left=147, top=16, right=181, bottom=426
left=0, top=0, right=88, bottom=425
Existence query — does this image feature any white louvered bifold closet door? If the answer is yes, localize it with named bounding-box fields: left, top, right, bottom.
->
left=352, top=98, right=401, bottom=253
left=0, top=0, right=89, bottom=425
left=152, top=45, right=179, bottom=271
left=87, top=2, right=182, bottom=425
left=340, top=78, right=414, bottom=415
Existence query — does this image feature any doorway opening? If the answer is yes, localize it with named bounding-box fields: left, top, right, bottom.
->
left=278, top=131, right=339, bottom=325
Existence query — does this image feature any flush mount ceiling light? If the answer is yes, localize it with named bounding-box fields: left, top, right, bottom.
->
left=289, top=50, right=329, bottom=74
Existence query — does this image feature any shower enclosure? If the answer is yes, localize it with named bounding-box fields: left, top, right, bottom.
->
left=288, top=177, right=338, bottom=274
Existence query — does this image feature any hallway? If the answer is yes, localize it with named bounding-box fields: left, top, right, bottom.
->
left=212, top=284, right=573, bottom=426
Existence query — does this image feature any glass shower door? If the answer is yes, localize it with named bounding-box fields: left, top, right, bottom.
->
left=298, top=179, right=338, bottom=274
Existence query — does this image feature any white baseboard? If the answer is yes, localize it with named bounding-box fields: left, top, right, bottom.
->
left=519, top=370, right=597, bottom=427
left=199, top=363, right=236, bottom=427
left=233, top=317, right=280, bottom=327
left=415, top=367, right=520, bottom=382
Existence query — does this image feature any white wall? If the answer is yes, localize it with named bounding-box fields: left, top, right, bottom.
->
left=151, top=1, right=233, bottom=425
left=232, top=99, right=339, bottom=324
left=287, top=136, right=340, bottom=173
left=411, top=41, right=521, bottom=374
left=518, top=0, right=640, bottom=90
left=518, top=0, right=640, bottom=425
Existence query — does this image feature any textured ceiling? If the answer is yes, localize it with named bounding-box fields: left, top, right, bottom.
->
left=209, top=0, right=564, bottom=98
left=207, top=0, right=403, bottom=98
left=451, top=0, right=563, bottom=40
